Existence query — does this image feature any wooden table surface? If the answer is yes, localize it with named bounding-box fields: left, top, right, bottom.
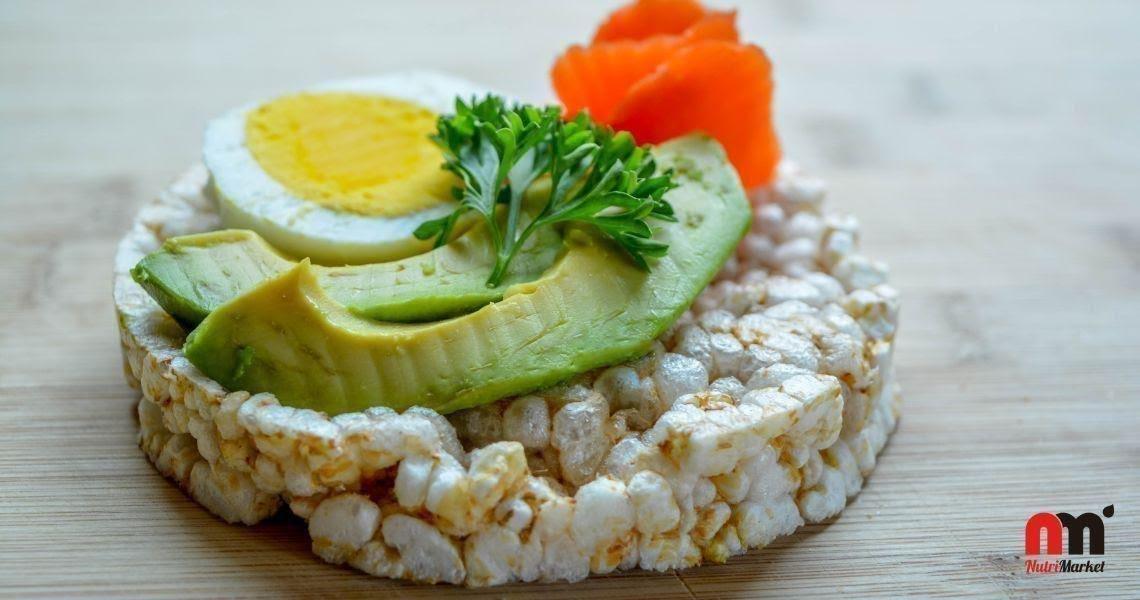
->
left=2, top=1, right=1138, bottom=597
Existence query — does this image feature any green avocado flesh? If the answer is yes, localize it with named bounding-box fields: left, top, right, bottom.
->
left=131, top=219, right=560, bottom=325
left=182, top=135, right=751, bottom=415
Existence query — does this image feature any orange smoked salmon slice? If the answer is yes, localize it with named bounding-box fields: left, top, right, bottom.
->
left=553, top=38, right=679, bottom=124
left=611, top=41, right=781, bottom=188
left=593, top=0, right=707, bottom=43
left=552, top=11, right=738, bottom=123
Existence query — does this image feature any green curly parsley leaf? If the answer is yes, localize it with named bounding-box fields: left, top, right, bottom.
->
left=414, top=95, right=677, bottom=287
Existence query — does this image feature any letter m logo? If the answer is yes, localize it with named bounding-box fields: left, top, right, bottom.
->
left=1025, top=506, right=1112, bottom=556
left=1058, top=507, right=1111, bottom=555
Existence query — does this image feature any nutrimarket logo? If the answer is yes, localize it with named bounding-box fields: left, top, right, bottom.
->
left=1023, top=505, right=1114, bottom=574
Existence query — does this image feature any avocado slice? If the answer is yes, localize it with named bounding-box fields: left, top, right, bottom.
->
left=131, top=218, right=561, bottom=325
left=183, top=135, right=751, bottom=415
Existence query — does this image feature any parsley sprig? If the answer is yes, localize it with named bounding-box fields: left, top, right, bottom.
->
left=414, top=95, right=677, bottom=287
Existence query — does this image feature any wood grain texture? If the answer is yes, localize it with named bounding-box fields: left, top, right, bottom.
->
left=1, top=1, right=1138, bottom=597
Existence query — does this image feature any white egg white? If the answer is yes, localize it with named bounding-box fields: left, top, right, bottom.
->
left=202, top=71, right=495, bottom=265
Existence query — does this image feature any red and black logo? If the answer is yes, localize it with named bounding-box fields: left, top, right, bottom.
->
left=1023, top=505, right=1113, bottom=574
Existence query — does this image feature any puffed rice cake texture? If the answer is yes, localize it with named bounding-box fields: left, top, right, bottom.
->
left=114, top=160, right=901, bottom=586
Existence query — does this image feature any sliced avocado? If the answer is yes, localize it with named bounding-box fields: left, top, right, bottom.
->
left=131, top=219, right=561, bottom=325
left=183, top=135, right=750, bottom=415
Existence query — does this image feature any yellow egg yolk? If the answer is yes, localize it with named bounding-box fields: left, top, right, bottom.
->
left=245, top=92, right=455, bottom=216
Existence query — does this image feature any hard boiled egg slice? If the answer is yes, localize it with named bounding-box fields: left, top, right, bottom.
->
left=203, top=72, right=492, bottom=265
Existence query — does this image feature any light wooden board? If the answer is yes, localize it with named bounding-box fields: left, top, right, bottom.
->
left=1, top=1, right=1138, bottom=597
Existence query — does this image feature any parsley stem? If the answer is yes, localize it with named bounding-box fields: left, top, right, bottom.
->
left=493, top=196, right=523, bottom=287
left=487, top=212, right=545, bottom=287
